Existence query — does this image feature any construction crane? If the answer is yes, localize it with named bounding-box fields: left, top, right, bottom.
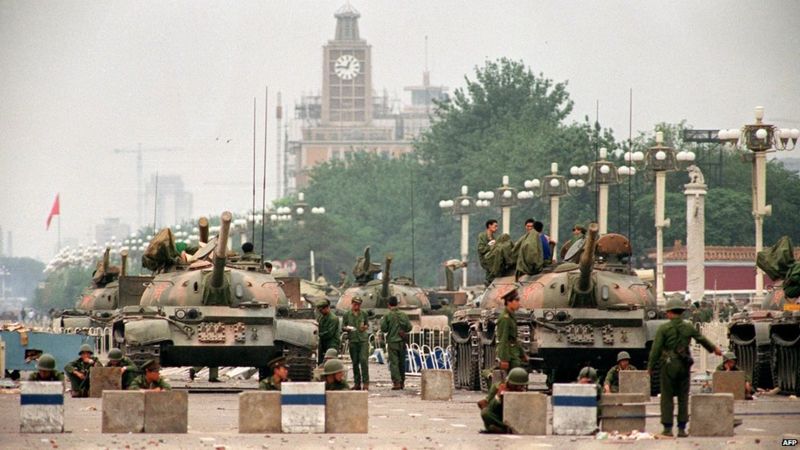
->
left=113, top=144, right=182, bottom=228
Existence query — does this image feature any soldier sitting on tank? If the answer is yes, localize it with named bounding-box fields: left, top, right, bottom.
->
left=534, top=221, right=555, bottom=267
left=496, top=289, right=527, bottom=374
left=560, top=224, right=586, bottom=262
left=716, top=352, right=753, bottom=399
left=64, top=344, right=101, bottom=398
left=105, top=348, right=138, bottom=390
left=603, top=351, right=638, bottom=394
left=322, top=359, right=350, bottom=391
left=263, top=261, right=273, bottom=274
left=477, top=367, right=529, bottom=434
left=259, top=356, right=290, bottom=391
left=128, top=359, right=171, bottom=391
left=313, top=348, right=340, bottom=381
left=29, top=353, right=65, bottom=382
left=478, top=219, right=500, bottom=285
left=239, top=242, right=260, bottom=262
left=515, top=219, right=543, bottom=278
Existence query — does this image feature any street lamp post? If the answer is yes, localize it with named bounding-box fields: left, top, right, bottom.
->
left=571, top=148, right=628, bottom=235
left=439, top=185, right=476, bottom=289
left=718, top=107, right=799, bottom=302
left=521, top=163, right=568, bottom=248
left=487, top=176, right=518, bottom=235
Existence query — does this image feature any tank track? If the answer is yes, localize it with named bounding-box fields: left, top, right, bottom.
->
left=479, top=336, right=496, bottom=392
left=771, top=327, right=800, bottom=395
left=285, top=344, right=316, bottom=382
left=452, top=329, right=480, bottom=390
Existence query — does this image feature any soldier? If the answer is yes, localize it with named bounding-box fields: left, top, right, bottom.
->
left=477, top=367, right=529, bottom=434
left=716, top=352, right=753, bottom=399
left=337, top=270, right=351, bottom=289
left=322, top=359, right=350, bottom=391
left=259, top=356, right=290, bottom=391
left=105, top=348, right=138, bottom=389
left=316, top=299, right=340, bottom=364
left=64, top=344, right=101, bottom=397
left=515, top=219, right=543, bottom=277
left=128, top=360, right=171, bottom=391
left=240, top=242, right=260, bottom=262
left=312, top=348, right=340, bottom=381
left=343, top=296, right=370, bottom=390
left=648, top=298, right=722, bottom=437
left=316, top=273, right=327, bottom=284
left=560, top=224, right=586, bottom=261
left=380, top=295, right=412, bottom=390
left=533, top=221, right=554, bottom=265
left=477, top=219, right=499, bottom=285
left=28, top=354, right=65, bottom=382
left=496, top=289, right=526, bottom=372
left=603, top=351, right=638, bottom=394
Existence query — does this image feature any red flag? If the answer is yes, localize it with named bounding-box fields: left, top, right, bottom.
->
left=46, top=194, right=60, bottom=230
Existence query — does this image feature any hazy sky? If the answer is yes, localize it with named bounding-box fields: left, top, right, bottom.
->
left=1, top=0, right=799, bottom=262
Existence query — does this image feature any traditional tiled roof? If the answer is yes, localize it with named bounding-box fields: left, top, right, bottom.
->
left=653, top=241, right=800, bottom=261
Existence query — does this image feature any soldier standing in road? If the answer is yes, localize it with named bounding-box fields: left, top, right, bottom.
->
left=603, top=351, right=638, bottom=394
left=380, top=296, right=412, bottom=390
left=322, top=359, right=350, bottom=391
left=477, top=219, right=499, bottom=285
left=128, top=359, right=171, bottom=391
left=105, top=348, right=138, bottom=390
left=343, top=296, right=370, bottom=390
left=316, top=299, right=340, bottom=365
left=259, top=356, right=290, bottom=391
left=716, top=352, right=753, bottom=399
left=29, top=354, right=65, bottom=382
left=477, top=367, right=529, bottom=434
left=64, top=344, right=101, bottom=397
left=496, top=289, right=526, bottom=373
left=648, top=298, right=722, bottom=437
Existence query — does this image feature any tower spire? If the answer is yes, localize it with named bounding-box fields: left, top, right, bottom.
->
left=334, top=1, right=360, bottom=40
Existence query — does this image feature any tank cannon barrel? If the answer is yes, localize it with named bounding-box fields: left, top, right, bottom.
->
left=578, top=223, right=599, bottom=293
left=198, top=217, right=209, bottom=244
left=211, top=212, right=232, bottom=289
left=120, top=250, right=128, bottom=277
left=102, top=247, right=110, bottom=273
left=380, top=256, right=393, bottom=307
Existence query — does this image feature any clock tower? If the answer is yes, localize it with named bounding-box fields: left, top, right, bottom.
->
left=322, top=3, right=372, bottom=125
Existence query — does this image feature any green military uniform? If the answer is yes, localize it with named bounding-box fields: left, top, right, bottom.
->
left=604, top=363, right=638, bottom=393
left=259, top=376, right=283, bottom=391
left=128, top=375, right=171, bottom=390
left=715, top=362, right=751, bottom=382
left=496, top=307, right=523, bottom=370
left=64, top=352, right=101, bottom=397
left=107, top=356, right=138, bottom=389
left=29, top=371, right=65, bottom=382
left=325, top=379, right=350, bottom=391
left=477, top=230, right=495, bottom=284
left=343, top=306, right=370, bottom=387
left=316, top=301, right=341, bottom=365
left=648, top=304, right=717, bottom=434
left=380, top=308, right=412, bottom=387
left=480, top=381, right=506, bottom=432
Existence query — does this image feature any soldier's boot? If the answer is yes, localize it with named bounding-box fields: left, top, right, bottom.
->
left=362, top=382, right=369, bottom=391
left=660, top=426, right=673, bottom=437
left=677, top=429, right=688, bottom=438
left=391, top=382, right=402, bottom=390
left=208, top=367, right=220, bottom=383
left=351, top=384, right=362, bottom=391
left=189, top=368, right=196, bottom=381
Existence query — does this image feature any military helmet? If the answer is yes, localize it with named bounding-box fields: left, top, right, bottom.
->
left=140, top=359, right=161, bottom=372
left=316, top=299, right=331, bottom=309
left=79, top=344, right=94, bottom=355
left=322, top=358, right=345, bottom=375
left=37, top=354, right=56, bottom=371
left=723, top=351, right=737, bottom=361
left=578, top=366, right=598, bottom=382
left=506, top=367, right=529, bottom=386
left=665, top=298, right=688, bottom=312
left=108, top=348, right=123, bottom=361
left=324, top=348, right=339, bottom=360
left=351, top=296, right=363, bottom=304
left=617, top=351, right=631, bottom=362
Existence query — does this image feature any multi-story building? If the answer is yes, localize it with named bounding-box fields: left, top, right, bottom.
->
left=94, top=218, right=131, bottom=248
left=144, top=174, right=193, bottom=230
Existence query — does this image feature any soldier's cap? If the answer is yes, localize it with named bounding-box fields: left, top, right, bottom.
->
left=723, top=352, right=737, bottom=361
left=324, top=348, right=339, bottom=360
left=322, top=358, right=345, bottom=375
left=388, top=296, right=399, bottom=306
left=107, top=348, right=123, bottom=361
left=79, top=344, right=94, bottom=355
left=268, top=356, right=289, bottom=370
left=616, top=351, right=631, bottom=362
left=665, top=298, right=688, bottom=312
left=506, top=367, right=530, bottom=386
left=140, top=359, right=161, bottom=372
left=316, top=299, right=331, bottom=309
left=351, top=296, right=363, bottom=304
left=501, top=288, right=520, bottom=302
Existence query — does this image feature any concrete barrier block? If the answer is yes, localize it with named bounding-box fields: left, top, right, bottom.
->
left=552, top=383, right=597, bottom=435
left=281, top=382, right=325, bottom=433
left=239, top=391, right=281, bottom=433
left=325, top=391, right=368, bottom=433
left=690, top=393, right=734, bottom=436
left=503, top=392, right=547, bottom=435
left=144, top=391, right=188, bottom=433
left=619, top=370, right=650, bottom=397
left=599, top=393, right=647, bottom=434
left=421, top=370, right=453, bottom=401
left=102, top=390, right=145, bottom=433
left=89, top=367, right=123, bottom=398
left=20, top=381, right=64, bottom=433
left=713, top=371, right=745, bottom=401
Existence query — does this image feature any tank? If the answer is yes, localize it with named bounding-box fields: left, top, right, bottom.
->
left=335, top=247, right=447, bottom=331
left=111, top=211, right=318, bottom=380
left=451, top=223, right=661, bottom=390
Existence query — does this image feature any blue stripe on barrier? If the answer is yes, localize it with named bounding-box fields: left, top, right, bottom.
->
left=552, top=396, right=597, bottom=407
left=20, top=394, right=64, bottom=405
left=281, top=394, right=326, bottom=406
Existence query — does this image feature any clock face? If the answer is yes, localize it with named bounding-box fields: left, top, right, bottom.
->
left=334, top=54, right=361, bottom=80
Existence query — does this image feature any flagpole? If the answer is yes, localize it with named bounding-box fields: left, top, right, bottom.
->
left=57, top=215, right=61, bottom=250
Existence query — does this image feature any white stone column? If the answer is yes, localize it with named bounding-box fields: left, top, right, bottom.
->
left=684, top=166, right=707, bottom=303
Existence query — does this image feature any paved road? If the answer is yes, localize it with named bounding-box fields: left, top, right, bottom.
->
left=1, top=363, right=798, bottom=449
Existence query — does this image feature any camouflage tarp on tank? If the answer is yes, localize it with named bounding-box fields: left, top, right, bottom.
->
left=142, top=228, right=181, bottom=272
left=485, top=234, right=516, bottom=278
left=353, top=246, right=381, bottom=284
left=757, top=236, right=795, bottom=281
left=515, top=231, right=543, bottom=276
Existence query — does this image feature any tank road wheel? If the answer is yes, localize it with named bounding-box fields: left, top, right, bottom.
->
left=479, top=339, right=497, bottom=392
left=285, top=345, right=315, bottom=382
left=453, top=329, right=480, bottom=390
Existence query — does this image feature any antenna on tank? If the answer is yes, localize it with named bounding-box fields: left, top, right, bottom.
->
left=261, top=86, right=269, bottom=260
left=252, top=97, right=257, bottom=237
